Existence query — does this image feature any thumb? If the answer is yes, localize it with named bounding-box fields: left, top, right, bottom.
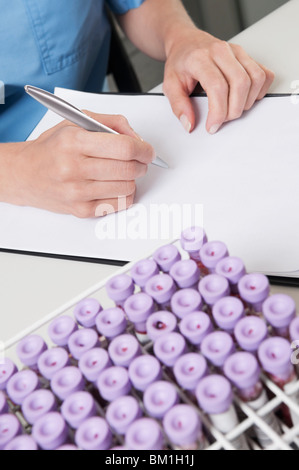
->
left=163, top=76, right=196, bottom=133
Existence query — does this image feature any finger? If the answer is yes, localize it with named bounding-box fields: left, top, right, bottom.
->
left=82, top=157, right=147, bottom=181
left=94, top=193, right=135, bottom=218
left=255, top=64, right=275, bottom=100
left=74, top=180, right=136, bottom=202
left=82, top=111, right=143, bottom=140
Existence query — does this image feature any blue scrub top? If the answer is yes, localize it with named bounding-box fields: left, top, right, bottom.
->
left=0, top=0, right=145, bottom=143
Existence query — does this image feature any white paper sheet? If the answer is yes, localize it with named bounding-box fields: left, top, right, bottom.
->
left=1, top=88, right=299, bottom=277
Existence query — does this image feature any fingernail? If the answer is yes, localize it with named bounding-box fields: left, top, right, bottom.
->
left=180, top=114, right=192, bottom=133
left=209, top=124, right=221, bottom=135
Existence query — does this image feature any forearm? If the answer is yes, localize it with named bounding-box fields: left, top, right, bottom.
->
left=118, top=0, right=197, bottom=61
left=0, top=142, right=28, bottom=205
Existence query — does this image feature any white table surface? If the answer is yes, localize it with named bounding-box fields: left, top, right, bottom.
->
left=1, top=0, right=299, bottom=347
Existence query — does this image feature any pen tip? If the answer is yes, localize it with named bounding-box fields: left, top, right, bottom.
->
left=153, top=156, right=169, bottom=169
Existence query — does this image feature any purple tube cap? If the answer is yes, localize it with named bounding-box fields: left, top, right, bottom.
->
left=179, top=311, right=213, bottom=346
left=143, top=381, right=179, bottom=419
left=128, top=355, right=162, bottom=392
left=96, top=307, right=127, bottom=339
left=37, top=347, right=70, bottom=380
left=56, top=444, right=78, bottom=450
left=22, top=389, right=57, bottom=425
left=163, top=404, right=201, bottom=446
left=6, top=369, right=39, bottom=405
left=238, top=273, right=270, bottom=304
left=199, top=241, right=228, bottom=269
left=180, top=226, right=207, bottom=253
left=97, top=366, right=132, bottom=402
left=153, top=332, right=187, bottom=367
left=224, top=352, right=261, bottom=390
left=78, top=347, right=111, bottom=383
left=51, top=366, right=85, bottom=401
left=212, top=296, right=245, bottom=331
left=262, top=294, right=296, bottom=329
left=196, top=374, right=233, bottom=415
left=258, top=337, right=293, bottom=378
left=4, top=435, right=38, bottom=451
left=173, top=353, right=208, bottom=391
left=106, top=395, right=142, bottom=435
left=153, top=244, right=181, bottom=272
left=234, top=316, right=268, bottom=352
left=48, top=315, right=78, bottom=347
left=145, top=274, right=176, bottom=304
left=124, top=292, right=155, bottom=324
left=73, top=298, right=102, bottom=328
left=125, top=418, right=163, bottom=450
left=0, top=391, right=8, bottom=415
left=0, top=358, right=17, bottom=390
left=290, top=316, right=299, bottom=343
left=200, top=331, right=235, bottom=368
left=198, top=274, right=230, bottom=306
left=215, top=256, right=246, bottom=285
left=75, top=416, right=112, bottom=450
left=32, top=412, right=68, bottom=450
left=16, top=334, right=48, bottom=367
left=0, top=414, right=21, bottom=450
left=67, top=328, right=99, bottom=360
left=61, top=391, right=96, bottom=429
left=106, top=274, right=134, bottom=302
left=130, top=258, right=159, bottom=287
left=146, top=311, right=177, bottom=342
left=108, top=334, right=141, bottom=368
left=169, top=259, right=200, bottom=289
left=170, top=288, right=203, bottom=319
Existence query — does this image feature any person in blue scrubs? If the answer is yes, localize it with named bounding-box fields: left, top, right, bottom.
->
left=0, top=0, right=274, bottom=217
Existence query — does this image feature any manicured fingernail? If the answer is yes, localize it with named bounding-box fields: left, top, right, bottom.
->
left=179, top=114, right=192, bottom=133
left=209, top=124, right=221, bottom=135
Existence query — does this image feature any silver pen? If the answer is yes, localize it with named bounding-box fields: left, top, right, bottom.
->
left=25, top=85, right=168, bottom=169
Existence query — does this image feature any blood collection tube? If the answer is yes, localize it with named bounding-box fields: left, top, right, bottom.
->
left=169, top=259, right=200, bottom=290
left=78, top=347, right=111, bottom=384
left=6, top=369, right=40, bottom=407
left=61, top=391, right=97, bottom=430
left=106, top=274, right=135, bottom=309
left=238, top=273, right=270, bottom=316
left=143, top=381, right=179, bottom=420
left=170, top=288, right=203, bottom=320
left=262, top=294, right=296, bottom=339
left=108, top=334, right=141, bottom=368
left=37, top=347, right=70, bottom=382
left=106, top=395, right=142, bottom=435
left=179, top=311, right=214, bottom=348
left=198, top=274, right=230, bottom=315
left=153, top=332, right=187, bottom=369
left=153, top=244, right=181, bottom=273
left=22, top=389, right=57, bottom=426
left=125, top=417, right=164, bottom=450
left=173, top=353, right=208, bottom=397
left=163, top=404, right=206, bottom=450
left=4, top=435, right=38, bottom=451
left=56, top=444, right=78, bottom=450
left=128, top=355, right=162, bottom=393
left=180, top=226, right=208, bottom=273
left=258, top=336, right=299, bottom=426
left=47, top=315, right=78, bottom=349
left=95, top=307, right=127, bottom=343
left=289, top=317, right=299, bottom=375
left=73, top=298, right=102, bottom=329
left=50, top=366, right=85, bottom=402
left=212, top=296, right=245, bottom=335
left=200, top=331, right=235, bottom=371
left=0, top=414, right=21, bottom=450
left=0, top=358, right=17, bottom=392
left=234, top=316, right=268, bottom=355
left=16, top=334, right=48, bottom=374
left=124, top=292, right=155, bottom=343
left=67, top=328, right=100, bottom=362
left=0, top=391, right=8, bottom=415
left=199, top=241, right=229, bottom=274
left=146, top=311, right=177, bottom=342
left=75, top=416, right=112, bottom=450
left=130, top=258, right=159, bottom=290
left=32, top=412, right=69, bottom=450
left=215, top=256, right=246, bottom=295
left=145, top=273, right=176, bottom=310
left=224, top=351, right=281, bottom=448
left=96, top=366, right=132, bottom=404
left=196, top=374, right=250, bottom=450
